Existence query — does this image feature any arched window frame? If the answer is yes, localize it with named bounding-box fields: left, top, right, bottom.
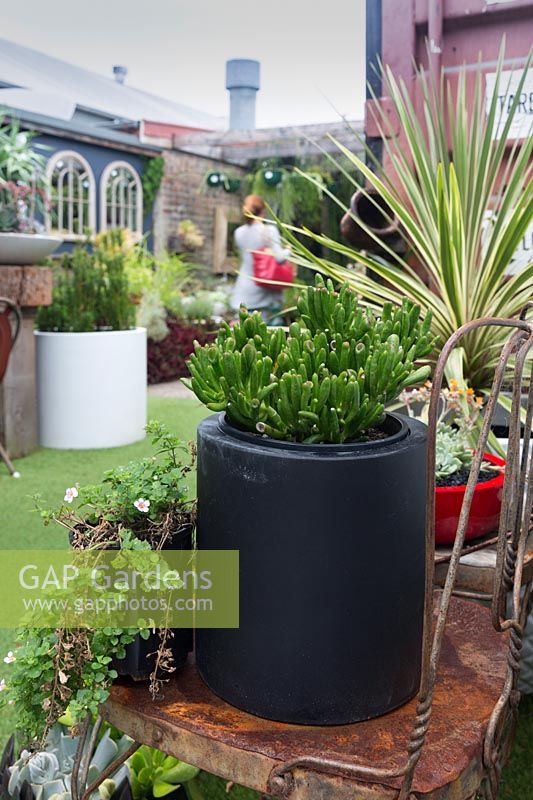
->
left=45, top=150, right=96, bottom=240
left=99, top=160, right=143, bottom=238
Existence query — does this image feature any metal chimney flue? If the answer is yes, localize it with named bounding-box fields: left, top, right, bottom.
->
left=113, top=65, right=128, bottom=84
left=226, top=59, right=260, bottom=130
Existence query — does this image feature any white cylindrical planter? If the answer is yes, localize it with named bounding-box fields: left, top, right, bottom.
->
left=35, top=328, right=147, bottom=449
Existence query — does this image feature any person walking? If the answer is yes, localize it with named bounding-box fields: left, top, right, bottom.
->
left=231, top=194, right=290, bottom=322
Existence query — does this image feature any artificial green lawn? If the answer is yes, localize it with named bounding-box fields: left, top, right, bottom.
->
left=0, top=397, right=208, bottom=550
left=0, top=395, right=530, bottom=798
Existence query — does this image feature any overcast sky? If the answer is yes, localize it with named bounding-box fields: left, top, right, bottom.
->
left=4, top=0, right=366, bottom=128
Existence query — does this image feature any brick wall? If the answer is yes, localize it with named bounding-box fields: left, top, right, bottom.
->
left=153, top=150, right=245, bottom=270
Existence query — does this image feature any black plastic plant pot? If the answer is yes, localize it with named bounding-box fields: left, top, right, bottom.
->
left=195, top=412, right=427, bottom=725
left=112, top=525, right=194, bottom=681
left=111, top=627, right=191, bottom=681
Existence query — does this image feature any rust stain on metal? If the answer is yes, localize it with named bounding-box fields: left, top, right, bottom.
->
left=103, top=596, right=507, bottom=796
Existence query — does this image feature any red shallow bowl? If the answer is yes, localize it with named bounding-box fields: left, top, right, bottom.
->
left=435, top=453, right=506, bottom=546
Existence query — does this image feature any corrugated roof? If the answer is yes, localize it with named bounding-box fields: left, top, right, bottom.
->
left=0, top=37, right=224, bottom=130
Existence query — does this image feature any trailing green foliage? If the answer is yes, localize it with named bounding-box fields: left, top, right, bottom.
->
left=36, top=245, right=136, bottom=332
left=187, top=275, right=435, bottom=443
left=1, top=621, right=142, bottom=742
left=1, top=423, right=195, bottom=740
left=245, top=164, right=329, bottom=229
left=141, top=156, right=165, bottom=216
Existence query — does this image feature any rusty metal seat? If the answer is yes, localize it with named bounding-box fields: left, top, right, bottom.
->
left=77, top=314, right=533, bottom=800
left=103, top=595, right=508, bottom=800
left=0, top=297, right=21, bottom=477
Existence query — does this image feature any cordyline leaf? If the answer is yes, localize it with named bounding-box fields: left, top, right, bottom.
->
left=280, top=46, right=533, bottom=390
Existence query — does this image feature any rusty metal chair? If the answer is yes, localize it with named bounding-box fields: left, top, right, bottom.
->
left=0, top=296, right=22, bottom=477
left=64, top=312, right=533, bottom=800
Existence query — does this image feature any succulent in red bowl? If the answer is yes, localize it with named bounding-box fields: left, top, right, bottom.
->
left=435, top=452, right=505, bottom=545
left=400, top=380, right=506, bottom=546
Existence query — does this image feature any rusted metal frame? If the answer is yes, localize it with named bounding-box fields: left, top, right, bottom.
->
left=482, top=341, right=533, bottom=795
left=492, top=352, right=533, bottom=631
left=266, top=317, right=532, bottom=798
left=421, top=323, right=529, bottom=692
left=267, top=755, right=407, bottom=797
left=509, top=363, right=533, bottom=566
left=451, top=589, right=492, bottom=601
left=68, top=713, right=141, bottom=800
left=520, top=302, right=533, bottom=321
left=434, top=531, right=516, bottom=565
left=80, top=740, right=141, bottom=800
left=71, top=714, right=92, bottom=800
left=79, top=715, right=103, bottom=793
left=397, top=321, right=530, bottom=800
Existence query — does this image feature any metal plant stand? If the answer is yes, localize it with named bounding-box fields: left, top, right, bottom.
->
left=75, top=314, right=533, bottom=799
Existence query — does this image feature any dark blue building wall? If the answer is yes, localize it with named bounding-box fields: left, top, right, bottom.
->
left=33, top=133, right=154, bottom=251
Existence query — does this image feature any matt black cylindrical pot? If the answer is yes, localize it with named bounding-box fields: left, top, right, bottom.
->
left=196, top=412, right=427, bottom=725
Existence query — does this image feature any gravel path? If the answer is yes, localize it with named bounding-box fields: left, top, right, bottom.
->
left=148, top=380, right=195, bottom=399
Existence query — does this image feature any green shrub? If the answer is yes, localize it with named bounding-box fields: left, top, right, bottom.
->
left=36, top=244, right=136, bottom=332
left=187, top=275, right=435, bottom=444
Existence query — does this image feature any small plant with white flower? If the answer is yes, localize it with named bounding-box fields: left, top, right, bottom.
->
left=4, top=421, right=196, bottom=743
left=63, top=487, right=78, bottom=504
left=37, top=420, right=195, bottom=549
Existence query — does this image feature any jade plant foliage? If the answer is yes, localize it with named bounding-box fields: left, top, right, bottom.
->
left=187, top=275, right=435, bottom=443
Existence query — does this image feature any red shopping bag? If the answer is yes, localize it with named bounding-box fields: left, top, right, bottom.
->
left=252, top=249, right=294, bottom=290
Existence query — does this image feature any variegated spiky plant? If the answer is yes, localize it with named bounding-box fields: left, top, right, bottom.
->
left=277, top=48, right=533, bottom=392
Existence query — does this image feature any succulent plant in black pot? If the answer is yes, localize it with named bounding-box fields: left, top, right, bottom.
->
left=188, top=274, right=436, bottom=725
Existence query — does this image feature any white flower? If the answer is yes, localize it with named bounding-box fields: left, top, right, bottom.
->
left=4, top=651, right=16, bottom=664
left=134, top=498, right=150, bottom=513
left=64, top=487, right=79, bottom=504
left=0, top=679, right=7, bottom=691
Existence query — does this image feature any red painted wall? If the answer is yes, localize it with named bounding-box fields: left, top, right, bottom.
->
left=367, top=0, right=533, bottom=174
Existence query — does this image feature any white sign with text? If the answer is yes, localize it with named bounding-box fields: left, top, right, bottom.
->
left=485, top=68, right=533, bottom=140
